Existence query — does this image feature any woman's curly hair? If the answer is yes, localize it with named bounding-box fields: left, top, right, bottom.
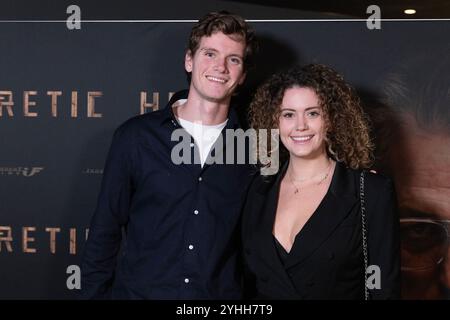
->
left=248, top=64, right=374, bottom=170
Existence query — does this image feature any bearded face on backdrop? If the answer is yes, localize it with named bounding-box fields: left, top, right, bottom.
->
left=371, top=48, right=450, bottom=299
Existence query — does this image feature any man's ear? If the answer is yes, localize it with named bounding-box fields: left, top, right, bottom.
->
left=185, top=50, right=193, bottom=73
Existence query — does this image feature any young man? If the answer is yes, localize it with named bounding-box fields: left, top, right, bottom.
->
left=80, top=11, right=257, bottom=299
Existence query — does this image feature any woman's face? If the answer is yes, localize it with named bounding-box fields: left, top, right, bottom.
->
left=278, top=86, right=327, bottom=160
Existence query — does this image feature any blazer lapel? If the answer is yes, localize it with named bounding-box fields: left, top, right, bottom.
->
left=284, top=162, right=359, bottom=269
left=254, top=162, right=298, bottom=293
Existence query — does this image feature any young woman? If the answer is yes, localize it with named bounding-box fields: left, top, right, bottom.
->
left=242, top=64, right=400, bottom=299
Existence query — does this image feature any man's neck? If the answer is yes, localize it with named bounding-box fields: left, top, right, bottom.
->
left=174, top=94, right=230, bottom=126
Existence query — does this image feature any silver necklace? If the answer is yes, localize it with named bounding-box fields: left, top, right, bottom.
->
left=288, top=161, right=333, bottom=194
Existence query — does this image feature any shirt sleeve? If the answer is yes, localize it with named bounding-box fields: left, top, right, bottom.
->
left=80, top=124, right=134, bottom=299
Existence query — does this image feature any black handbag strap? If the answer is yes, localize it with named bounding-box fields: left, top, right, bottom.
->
left=360, top=170, right=369, bottom=300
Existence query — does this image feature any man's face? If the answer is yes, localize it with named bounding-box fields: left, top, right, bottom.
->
left=388, top=115, right=450, bottom=299
left=185, top=32, right=246, bottom=106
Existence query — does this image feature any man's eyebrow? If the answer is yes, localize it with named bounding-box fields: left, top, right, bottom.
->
left=200, top=47, right=218, bottom=52
left=399, top=206, right=441, bottom=219
left=199, top=47, right=243, bottom=58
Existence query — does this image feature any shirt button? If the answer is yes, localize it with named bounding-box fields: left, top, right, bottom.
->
left=184, top=278, right=190, bottom=284
left=194, top=210, right=199, bottom=215
left=198, top=176, right=202, bottom=182
left=190, top=142, right=195, bottom=147
left=188, top=244, right=194, bottom=250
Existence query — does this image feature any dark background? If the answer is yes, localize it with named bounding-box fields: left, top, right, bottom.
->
left=0, top=0, right=448, bottom=299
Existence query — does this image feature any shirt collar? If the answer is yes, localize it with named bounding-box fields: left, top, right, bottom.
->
left=159, top=89, right=241, bottom=130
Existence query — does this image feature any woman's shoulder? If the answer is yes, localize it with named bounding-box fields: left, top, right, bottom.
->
left=247, top=170, right=278, bottom=194
left=363, top=169, right=394, bottom=191
left=341, top=164, right=395, bottom=196
left=342, top=164, right=392, bottom=185
left=347, top=167, right=396, bottom=201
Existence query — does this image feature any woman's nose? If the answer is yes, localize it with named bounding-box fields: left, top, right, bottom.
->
left=295, top=115, right=308, bottom=131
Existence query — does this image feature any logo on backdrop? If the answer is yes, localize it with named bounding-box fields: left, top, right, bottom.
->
left=0, top=91, right=174, bottom=117
left=0, top=167, right=44, bottom=177
left=82, top=168, right=104, bottom=175
left=0, top=226, right=89, bottom=255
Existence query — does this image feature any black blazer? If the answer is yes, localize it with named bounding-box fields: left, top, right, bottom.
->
left=241, top=161, right=400, bottom=299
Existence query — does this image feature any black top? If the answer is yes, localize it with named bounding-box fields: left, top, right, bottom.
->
left=273, top=235, right=289, bottom=265
left=81, top=91, right=256, bottom=299
left=242, top=161, right=401, bottom=300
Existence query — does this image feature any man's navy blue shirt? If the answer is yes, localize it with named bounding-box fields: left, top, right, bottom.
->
left=81, top=94, right=255, bottom=299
